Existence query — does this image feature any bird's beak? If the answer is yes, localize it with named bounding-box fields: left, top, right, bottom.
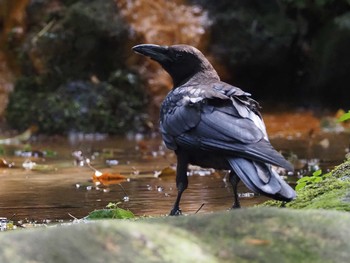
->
left=132, top=44, right=171, bottom=63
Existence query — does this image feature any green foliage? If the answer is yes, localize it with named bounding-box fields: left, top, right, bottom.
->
left=338, top=110, right=350, bottom=122
left=87, top=202, right=135, bottom=220
left=295, top=169, right=332, bottom=191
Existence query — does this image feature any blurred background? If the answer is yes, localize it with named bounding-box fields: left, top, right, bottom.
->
left=0, top=0, right=349, bottom=135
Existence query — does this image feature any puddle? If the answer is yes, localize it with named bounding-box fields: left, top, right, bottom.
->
left=0, top=135, right=265, bottom=222
left=0, top=118, right=349, bottom=222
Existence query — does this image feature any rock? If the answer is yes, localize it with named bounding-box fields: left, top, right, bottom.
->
left=0, top=208, right=350, bottom=262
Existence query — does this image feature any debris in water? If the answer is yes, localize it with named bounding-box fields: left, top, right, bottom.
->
left=0, top=126, right=38, bottom=145
left=132, top=167, right=140, bottom=175
left=0, top=158, right=15, bottom=168
left=319, top=138, right=330, bottom=149
left=154, top=166, right=176, bottom=177
left=15, top=149, right=47, bottom=158
left=0, top=217, right=15, bottom=231
left=238, top=193, right=256, bottom=198
left=22, top=160, right=56, bottom=171
left=187, top=165, right=215, bottom=176
left=92, top=171, right=126, bottom=186
left=72, top=150, right=85, bottom=166
left=106, top=159, right=119, bottom=166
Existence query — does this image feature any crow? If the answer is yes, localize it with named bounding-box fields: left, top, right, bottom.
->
left=132, top=44, right=296, bottom=215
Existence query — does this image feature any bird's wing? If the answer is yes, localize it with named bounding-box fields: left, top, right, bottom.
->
left=161, top=82, right=293, bottom=170
left=161, top=81, right=251, bottom=137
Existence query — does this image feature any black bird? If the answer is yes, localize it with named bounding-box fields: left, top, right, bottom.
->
left=132, top=44, right=296, bottom=215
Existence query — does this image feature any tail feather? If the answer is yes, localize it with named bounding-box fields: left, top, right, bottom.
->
left=228, top=158, right=296, bottom=201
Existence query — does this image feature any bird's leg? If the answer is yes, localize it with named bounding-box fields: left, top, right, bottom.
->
left=169, top=151, right=189, bottom=216
left=229, top=171, right=241, bottom=209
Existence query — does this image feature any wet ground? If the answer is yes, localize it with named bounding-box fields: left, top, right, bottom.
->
left=0, top=112, right=349, bottom=223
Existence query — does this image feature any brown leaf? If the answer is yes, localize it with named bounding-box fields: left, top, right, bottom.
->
left=155, top=166, right=176, bottom=177
left=92, top=171, right=127, bottom=186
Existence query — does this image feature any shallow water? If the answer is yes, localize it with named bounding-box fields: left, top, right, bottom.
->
left=0, top=120, right=349, bottom=222
left=0, top=135, right=265, bottom=221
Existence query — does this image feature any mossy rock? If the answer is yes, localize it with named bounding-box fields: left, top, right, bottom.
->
left=1, top=208, right=350, bottom=262
left=263, top=159, right=350, bottom=210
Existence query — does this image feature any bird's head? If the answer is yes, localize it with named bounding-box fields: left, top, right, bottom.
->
left=132, top=44, right=219, bottom=87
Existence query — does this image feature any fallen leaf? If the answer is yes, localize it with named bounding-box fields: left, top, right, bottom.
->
left=137, top=140, right=148, bottom=151
left=154, top=166, right=176, bottom=177
left=0, top=158, right=15, bottom=168
left=92, top=171, right=127, bottom=186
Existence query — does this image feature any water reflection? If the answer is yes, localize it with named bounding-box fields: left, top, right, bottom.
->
left=0, top=129, right=348, bottom=222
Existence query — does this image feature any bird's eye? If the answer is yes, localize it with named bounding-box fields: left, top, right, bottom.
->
left=175, top=53, right=183, bottom=59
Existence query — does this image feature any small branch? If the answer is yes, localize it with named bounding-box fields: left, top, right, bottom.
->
left=32, top=19, right=56, bottom=44
left=194, top=203, right=205, bottom=214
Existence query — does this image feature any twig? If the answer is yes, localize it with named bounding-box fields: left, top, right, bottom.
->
left=194, top=203, right=205, bottom=214
left=68, top=213, right=79, bottom=220
left=118, top=184, right=129, bottom=198
left=32, top=19, right=56, bottom=44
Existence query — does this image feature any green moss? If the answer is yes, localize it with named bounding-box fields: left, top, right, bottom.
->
left=262, top=159, right=350, bottom=210
left=87, top=202, right=135, bottom=219
left=156, top=208, right=350, bottom=262
left=2, top=208, right=350, bottom=262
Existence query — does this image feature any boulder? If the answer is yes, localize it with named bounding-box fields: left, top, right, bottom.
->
left=1, top=208, right=350, bottom=262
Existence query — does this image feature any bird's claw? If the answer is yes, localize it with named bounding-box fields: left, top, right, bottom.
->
left=231, top=203, right=241, bottom=209
left=169, top=208, right=182, bottom=216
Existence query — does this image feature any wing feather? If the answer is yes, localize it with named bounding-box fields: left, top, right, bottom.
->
left=228, top=158, right=296, bottom=201
left=160, top=82, right=293, bottom=171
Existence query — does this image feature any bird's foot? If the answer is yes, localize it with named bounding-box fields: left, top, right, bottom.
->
left=169, top=207, right=182, bottom=216
left=231, top=203, right=241, bottom=209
